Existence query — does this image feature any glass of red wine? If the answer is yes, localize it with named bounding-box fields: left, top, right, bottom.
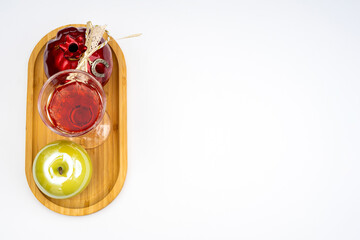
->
left=38, top=69, right=110, bottom=148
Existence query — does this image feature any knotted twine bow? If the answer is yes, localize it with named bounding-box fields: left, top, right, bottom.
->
left=76, top=21, right=110, bottom=72
left=76, top=21, right=142, bottom=73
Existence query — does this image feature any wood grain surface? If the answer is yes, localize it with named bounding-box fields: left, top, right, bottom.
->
left=25, top=24, right=127, bottom=216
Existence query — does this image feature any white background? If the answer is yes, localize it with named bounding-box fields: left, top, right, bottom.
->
left=0, top=0, right=360, bottom=239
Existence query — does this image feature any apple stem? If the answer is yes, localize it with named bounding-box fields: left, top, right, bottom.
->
left=58, top=167, right=63, bottom=175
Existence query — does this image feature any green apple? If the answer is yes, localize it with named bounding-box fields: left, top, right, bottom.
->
left=33, top=140, right=92, bottom=199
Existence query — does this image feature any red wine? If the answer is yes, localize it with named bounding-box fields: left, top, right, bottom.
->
left=47, top=81, right=103, bottom=133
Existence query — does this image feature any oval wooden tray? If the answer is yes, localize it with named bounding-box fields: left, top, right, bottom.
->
left=25, top=24, right=127, bottom=216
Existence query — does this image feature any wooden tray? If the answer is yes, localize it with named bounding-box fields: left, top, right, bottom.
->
left=25, top=24, right=127, bottom=216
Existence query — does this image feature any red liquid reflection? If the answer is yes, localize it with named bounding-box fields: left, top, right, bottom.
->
left=47, top=81, right=102, bottom=133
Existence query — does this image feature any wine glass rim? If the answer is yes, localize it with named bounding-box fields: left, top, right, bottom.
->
left=38, top=69, right=107, bottom=137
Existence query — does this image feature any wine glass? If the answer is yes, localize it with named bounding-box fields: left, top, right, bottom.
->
left=38, top=69, right=110, bottom=148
